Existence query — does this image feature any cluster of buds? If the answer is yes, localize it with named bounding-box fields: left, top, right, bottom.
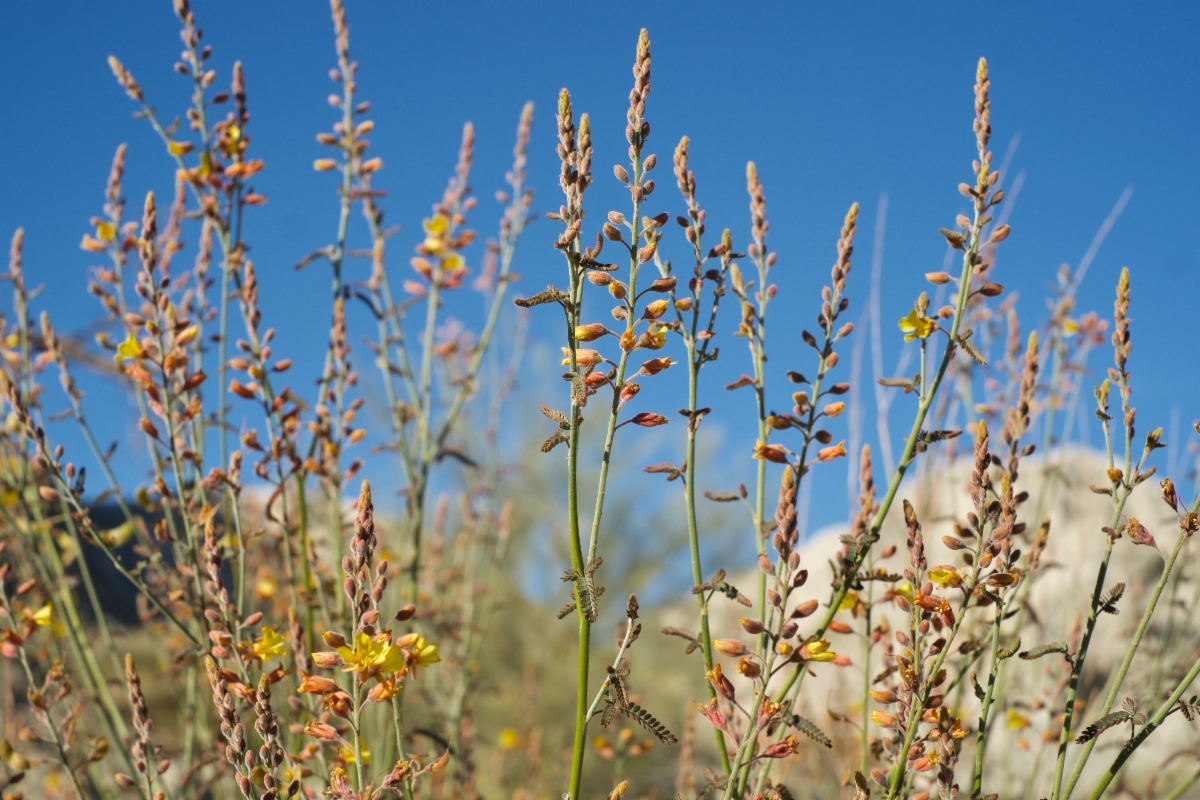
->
left=108, top=2, right=266, bottom=208
left=115, top=655, right=168, bottom=799
left=314, top=0, right=382, bottom=193
left=666, top=136, right=736, bottom=371
left=306, top=295, right=365, bottom=483
left=729, top=162, right=772, bottom=344
left=251, top=675, right=296, bottom=800
left=702, top=468, right=840, bottom=758
left=302, top=484, right=439, bottom=773
left=105, top=193, right=212, bottom=477
left=205, top=656, right=256, bottom=798
left=201, top=522, right=288, bottom=696
left=551, top=88, right=591, bottom=236
left=227, top=254, right=307, bottom=485
left=756, top=204, right=858, bottom=469
left=407, top=125, right=477, bottom=294
left=1000, top=332, right=1039, bottom=483
left=1108, top=267, right=1133, bottom=418
left=870, top=500, right=947, bottom=786
left=929, top=58, right=1008, bottom=328
left=918, top=709, right=967, bottom=800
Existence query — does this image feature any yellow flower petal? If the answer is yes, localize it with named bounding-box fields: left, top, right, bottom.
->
left=31, top=603, right=53, bottom=627
left=251, top=627, right=287, bottom=662
left=114, top=333, right=142, bottom=362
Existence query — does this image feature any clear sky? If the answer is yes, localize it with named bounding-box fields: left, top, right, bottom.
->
left=2, top=1, right=1197, bottom=541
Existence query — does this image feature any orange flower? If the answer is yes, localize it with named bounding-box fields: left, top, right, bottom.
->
left=817, top=441, right=847, bottom=462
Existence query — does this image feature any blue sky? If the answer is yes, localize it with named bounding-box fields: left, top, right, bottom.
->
left=1, top=1, right=1197, bottom=542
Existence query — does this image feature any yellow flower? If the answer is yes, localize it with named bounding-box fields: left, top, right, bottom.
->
left=255, top=576, right=278, bottom=601
left=31, top=603, right=53, bottom=627
left=337, top=632, right=406, bottom=679
left=251, top=627, right=287, bottom=662
left=340, top=745, right=370, bottom=765
left=898, top=310, right=936, bottom=342
left=645, top=324, right=668, bottom=349
left=422, top=215, right=449, bottom=253
left=928, top=567, right=964, bottom=588
left=838, top=591, right=860, bottom=613
left=404, top=634, right=440, bottom=671
left=1006, top=709, right=1030, bottom=730
left=895, top=581, right=917, bottom=603
left=803, top=639, right=836, bottom=662
left=114, top=333, right=142, bottom=362
left=101, top=521, right=134, bottom=547
left=95, top=221, right=115, bottom=243
left=497, top=728, right=523, bottom=751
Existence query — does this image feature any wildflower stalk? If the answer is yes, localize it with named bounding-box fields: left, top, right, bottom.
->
left=748, top=198, right=861, bottom=797
left=720, top=465, right=821, bottom=798
left=971, top=331, right=1038, bottom=794
left=1049, top=268, right=1152, bottom=800
left=883, top=424, right=994, bottom=800
left=560, top=29, right=660, bottom=799
left=774, top=58, right=1004, bottom=710
left=0, top=576, right=87, bottom=800
left=667, top=135, right=733, bottom=774
left=1085, top=651, right=1200, bottom=800
left=1161, top=763, right=1200, bottom=800
left=1060, top=493, right=1197, bottom=799
left=542, top=84, right=594, bottom=800
left=742, top=162, right=772, bottom=652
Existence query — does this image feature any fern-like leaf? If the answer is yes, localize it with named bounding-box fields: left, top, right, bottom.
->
left=1075, top=710, right=1132, bottom=744
left=541, top=430, right=568, bottom=453
left=621, top=703, right=677, bottom=744
left=661, top=626, right=701, bottom=654
left=1099, top=582, right=1125, bottom=615
left=1019, top=643, right=1071, bottom=663
left=514, top=286, right=566, bottom=308
left=788, top=714, right=833, bottom=748
left=541, top=405, right=570, bottom=428
left=955, top=333, right=988, bottom=365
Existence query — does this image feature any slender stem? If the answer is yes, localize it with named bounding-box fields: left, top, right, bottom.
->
left=1049, top=449, right=1149, bottom=799
left=971, top=604, right=1004, bottom=795
left=565, top=252, right=590, bottom=800
left=775, top=199, right=982, bottom=707
left=1161, top=763, right=1200, bottom=800
left=1086, top=653, right=1200, bottom=800
left=1061, top=519, right=1193, bottom=799
left=683, top=339, right=733, bottom=775
left=884, top=565, right=984, bottom=800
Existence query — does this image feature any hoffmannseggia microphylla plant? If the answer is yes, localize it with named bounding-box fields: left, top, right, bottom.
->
left=1, top=2, right=1198, bottom=798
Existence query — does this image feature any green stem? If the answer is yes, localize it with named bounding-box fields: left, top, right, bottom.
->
left=1086, top=654, right=1200, bottom=800
left=1061, top=518, right=1193, bottom=799
left=971, top=604, right=1004, bottom=795
left=683, top=340, right=732, bottom=775
left=1160, top=762, right=1200, bottom=800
